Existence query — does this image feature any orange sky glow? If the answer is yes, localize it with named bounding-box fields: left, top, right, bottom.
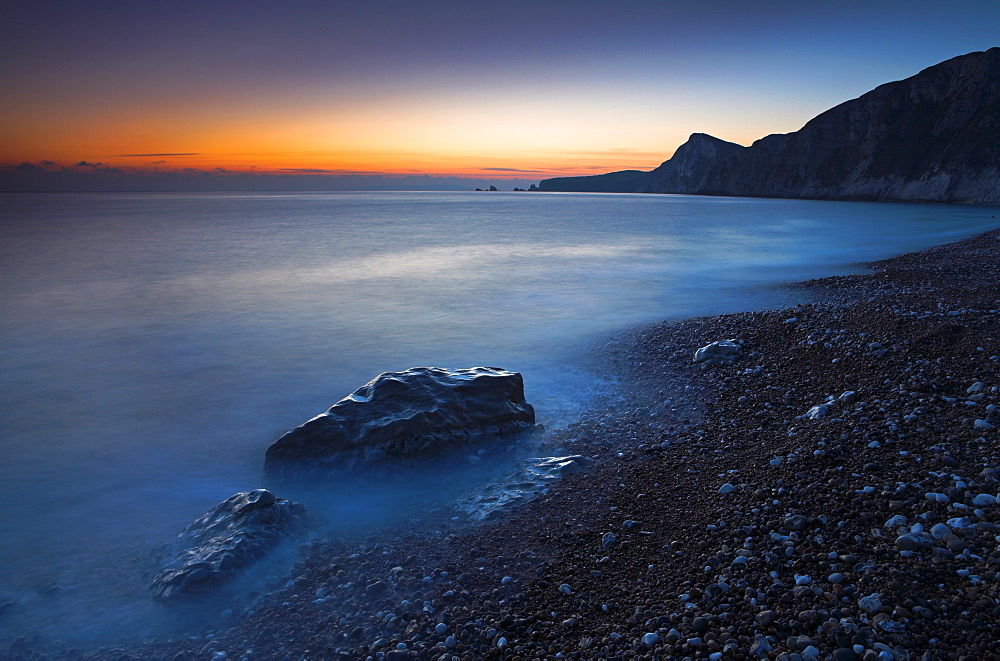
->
left=3, top=1, right=997, bottom=187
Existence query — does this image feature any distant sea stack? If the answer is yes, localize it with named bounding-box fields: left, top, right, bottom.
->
left=538, top=48, right=1000, bottom=204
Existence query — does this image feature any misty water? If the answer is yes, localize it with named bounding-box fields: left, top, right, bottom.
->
left=1, top=191, right=998, bottom=644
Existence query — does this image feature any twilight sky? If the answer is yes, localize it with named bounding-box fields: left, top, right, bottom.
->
left=1, top=0, right=998, bottom=188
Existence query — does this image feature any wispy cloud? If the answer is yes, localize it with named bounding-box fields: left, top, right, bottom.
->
left=277, top=168, right=386, bottom=175
left=480, top=167, right=546, bottom=173
left=111, top=152, right=200, bottom=157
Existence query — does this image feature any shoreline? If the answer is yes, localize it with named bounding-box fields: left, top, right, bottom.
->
left=10, top=229, right=1000, bottom=660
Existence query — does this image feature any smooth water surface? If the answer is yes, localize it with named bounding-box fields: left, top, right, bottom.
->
left=1, top=191, right=997, bottom=641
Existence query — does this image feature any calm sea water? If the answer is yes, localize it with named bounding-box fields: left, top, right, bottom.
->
left=1, top=191, right=997, bottom=641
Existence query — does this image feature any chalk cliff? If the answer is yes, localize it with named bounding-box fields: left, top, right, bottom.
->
left=538, top=48, right=1000, bottom=204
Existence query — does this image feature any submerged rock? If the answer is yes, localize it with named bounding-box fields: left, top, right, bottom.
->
left=263, top=367, right=537, bottom=482
left=455, top=455, right=590, bottom=520
left=151, top=489, right=306, bottom=602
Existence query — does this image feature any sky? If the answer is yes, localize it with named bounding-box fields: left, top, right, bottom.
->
left=1, top=0, right=998, bottom=190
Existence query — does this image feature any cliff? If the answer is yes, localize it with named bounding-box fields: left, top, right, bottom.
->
left=536, top=169, right=651, bottom=193
left=637, top=133, right=744, bottom=194
left=538, top=48, right=1000, bottom=204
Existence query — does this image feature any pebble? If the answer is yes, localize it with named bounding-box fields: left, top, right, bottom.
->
left=641, top=632, right=659, bottom=647
left=858, top=594, right=883, bottom=614
left=718, top=482, right=736, bottom=494
left=883, top=514, right=906, bottom=528
left=971, top=493, right=997, bottom=506
left=757, top=610, right=777, bottom=626
left=435, top=623, right=447, bottom=635
left=930, top=522, right=951, bottom=540
left=558, top=583, right=572, bottom=595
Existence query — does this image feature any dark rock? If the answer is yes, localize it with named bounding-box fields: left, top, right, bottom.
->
left=691, top=615, right=710, bottom=632
left=757, top=610, right=778, bottom=627
left=151, top=489, right=306, bottom=601
left=895, top=532, right=935, bottom=551
left=263, top=367, right=536, bottom=482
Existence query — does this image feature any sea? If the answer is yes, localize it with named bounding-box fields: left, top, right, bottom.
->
left=1, top=190, right=997, bottom=644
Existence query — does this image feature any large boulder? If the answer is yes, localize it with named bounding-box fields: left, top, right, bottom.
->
left=151, top=489, right=306, bottom=601
left=263, top=367, right=537, bottom=482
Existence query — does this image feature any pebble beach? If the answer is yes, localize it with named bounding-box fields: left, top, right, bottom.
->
left=8, top=228, right=1000, bottom=660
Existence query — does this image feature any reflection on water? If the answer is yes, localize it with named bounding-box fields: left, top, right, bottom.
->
left=1, top=191, right=997, bottom=642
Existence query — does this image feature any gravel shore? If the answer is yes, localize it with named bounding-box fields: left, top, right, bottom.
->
left=8, top=229, right=1000, bottom=660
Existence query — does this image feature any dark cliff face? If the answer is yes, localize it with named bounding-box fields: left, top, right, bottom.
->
left=537, top=48, right=1000, bottom=204
left=637, top=133, right=745, bottom=194
left=536, top=169, right=651, bottom=193
left=696, top=47, right=1000, bottom=203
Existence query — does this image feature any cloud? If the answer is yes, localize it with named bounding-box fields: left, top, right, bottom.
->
left=277, top=168, right=386, bottom=175
left=76, top=161, right=105, bottom=167
left=111, top=152, right=200, bottom=157
left=213, top=167, right=231, bottom=173
left=96, top=167, right=123, bottom=173
left=480, top=167, right=546, bottom=173
left=40, top=160, right=55, bottom=166
left=13, top=162, right=45, bottom=173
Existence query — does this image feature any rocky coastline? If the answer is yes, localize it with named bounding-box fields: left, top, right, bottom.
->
left=7, top=228, right=1000, bottom=660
